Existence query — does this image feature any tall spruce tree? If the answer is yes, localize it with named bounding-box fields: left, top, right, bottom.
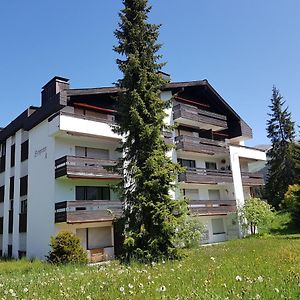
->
left=113, top=0, right=187, bottom=261
left=266, top=86, right=296, bottom=208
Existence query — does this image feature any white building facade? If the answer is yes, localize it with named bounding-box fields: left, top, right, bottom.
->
left=0, top=76, right=266, bottom=261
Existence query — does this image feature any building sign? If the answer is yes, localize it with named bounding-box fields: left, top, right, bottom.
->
left=34, top=147, right=47, bottom=158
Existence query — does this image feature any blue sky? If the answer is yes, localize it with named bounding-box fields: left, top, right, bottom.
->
left=1, top=0, right=299, bottom=146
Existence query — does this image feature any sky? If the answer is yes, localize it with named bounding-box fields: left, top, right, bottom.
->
left=0, top=0, right=299, bottom=146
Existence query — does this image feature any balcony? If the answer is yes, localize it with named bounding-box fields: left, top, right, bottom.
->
left=175, top=135, right=227, bottom=155
left=241, top=172, right=264, bottom=186
left=48, top=111, right=121, bottom=140
left=179, top=168, right=264, bottom=186
left=179, top=168, right=233, bottom=184
left=189, top=200, right=236, bottom=216
left=55, top=156, right=122, bottom=180
left=173, top=103, right=227, bottom=131
left=55, top=200, right=123, bottom=224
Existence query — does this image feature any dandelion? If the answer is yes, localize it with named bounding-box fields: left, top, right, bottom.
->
left=235, top=275, right=242, bottom=281
left=257, top=276, right=263, bottom=283
left=159, top=285, right=166, bottom=292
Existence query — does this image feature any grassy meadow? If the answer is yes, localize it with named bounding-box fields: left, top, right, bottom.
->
left=0, top=234, right=300, bottom=299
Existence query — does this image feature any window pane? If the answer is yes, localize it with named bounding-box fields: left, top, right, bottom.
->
left=86, top=187, right=98, bottom=200
left=76, top=187, right=85, bottom=200
left=205, top=162, right=217, bottom=170
left=75, top=146, right=86, bottom=157
left=208, top=190, right=221, bottom=200
left=21, top=140, right=29, bottom=162
left=212, top=218, right=225, bottom=235
left=101, top=187, right=110, bottom=200
left=86, top=148, right=109, bottom=160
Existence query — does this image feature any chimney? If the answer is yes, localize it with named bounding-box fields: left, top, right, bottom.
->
left=41, top=76, right=69, bottom=106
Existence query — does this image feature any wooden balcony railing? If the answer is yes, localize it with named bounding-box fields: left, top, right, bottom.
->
left=175, top=135, right=227, bottom=155
left=179, top=168, right=264, bottom=186
left=49, top=111, right=116, bottom=125
left=55, top=156, right=121, bottom=180
left=179, top=168, right=233, bottom=184
left=55, top=200, right=123, bottom=224
left=173, top=103, right=227, bottom=129
left=189, top=200, right=237, bottom=216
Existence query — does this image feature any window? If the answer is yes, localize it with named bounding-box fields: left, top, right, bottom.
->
left=10, top=144, right=15, bottom=167
left=20, top=176, right=28, bottom=196
left=9, top=177, right=14, bottom=200
left=75, top=146, right=109, bottom=160
left=0, top=142, right=6, bottom=173
left=76, top=186, right=110, bottom=200
left=21, top=140, right=29, bottom=162
left=178, top=159, right=196, bottom=169
left=208, top=190, right=221, bottom=201
left=9, top=200, right=14, bottom=211
left=184, top=189, right=199, bottom=201
left=205, top=162, right=217, bottom=170
left=212, top=218, right=225, bottom=235
left=0, top=185, right=4, bottom=202
left=20, top=199, right=27, bottom=214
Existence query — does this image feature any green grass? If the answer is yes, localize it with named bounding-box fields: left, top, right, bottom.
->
left=1, top=235, right=300, bottom=299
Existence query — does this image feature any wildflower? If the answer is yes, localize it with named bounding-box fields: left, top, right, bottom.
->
left=119, top=287, right=125, bottom=293
left=23, top=288, right=29, bottom=293
left=257, top=276, right=263, bottom=283
left=128, top=283, right=133, bottom=289
left=210, top=257, right=215, bottom=262
left=275, top=288, right=280, bottom=293
left=235, top=275, right=242, bottom=281
left=159, top=286, right=166, bottom=292
left=255, top=294, right=261, bottom=299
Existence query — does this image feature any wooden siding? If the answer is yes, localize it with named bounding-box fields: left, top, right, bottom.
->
left=241, top=172, right=264, bottom=186
left=55, top=156, right=121, bottom=180
left=55, top=200, right=123, bottom=224
left=173, top=103, right=228, bottom=129
left=175, top=135, right=228, bottom=155
left=189, top=200, right=237, bottom=216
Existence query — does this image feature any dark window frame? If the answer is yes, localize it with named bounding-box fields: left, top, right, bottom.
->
left=75, top=186, right=110, bottom=201
left=9, top=177, right=14, bottom=200
left=10, top=144, right=15, bottom=167
left=21, top=140, right=29, bottom=162
left=20, top=176, right=28, bottom=197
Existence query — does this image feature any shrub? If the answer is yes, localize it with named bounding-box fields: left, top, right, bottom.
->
left=239, top=197, right=274, bottom=235
left=172, top=216, right=204, bottom=249
left=47, top=231, right=87, bottom=264
left=282, top=184, right=300, bottom=225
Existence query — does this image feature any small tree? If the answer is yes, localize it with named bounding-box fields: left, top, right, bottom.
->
left=172, top=217, right=204, bottom=249
left=47, top=231, right=87, bottom=264
left=283, top=184, right=300, bottom=225
left=239, top=198, right=274, bottom=235
left=266, top=86, right=297, bottom=208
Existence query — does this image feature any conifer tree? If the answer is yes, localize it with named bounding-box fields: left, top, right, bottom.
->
left=113, top=0, right=187, bottom=261
left=266, top=86, right=296, bottom=208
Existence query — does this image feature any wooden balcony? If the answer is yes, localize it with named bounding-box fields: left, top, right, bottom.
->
left=179, top=168, right=233, bottom=184
left=189, top=200, right=237, bottom=216
left=175, top=135, right=227, bottom=155
left=241, top=172, right=264, bottom=186
left=173, top=103, right=227, bottom=131
left=55, top=156, right=122, bottom=180
left=55, top=200, right=123, bottom=224
left=179, top=168, right=264, bottom=186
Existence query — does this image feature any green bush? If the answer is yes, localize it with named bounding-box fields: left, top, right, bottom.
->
left=282, top=184, right=300, bottom=225
left=239, top=197, right=274, bottom=235
left=47, top=231, right=87, bottom=264
left=172, top=216, right=204, bottom=249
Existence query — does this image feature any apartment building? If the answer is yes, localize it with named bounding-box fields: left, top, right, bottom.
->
left=0, top=76, right=266, bottom=261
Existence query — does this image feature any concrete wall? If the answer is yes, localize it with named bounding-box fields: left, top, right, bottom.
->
left=27, top=120, right=55, bottom=259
